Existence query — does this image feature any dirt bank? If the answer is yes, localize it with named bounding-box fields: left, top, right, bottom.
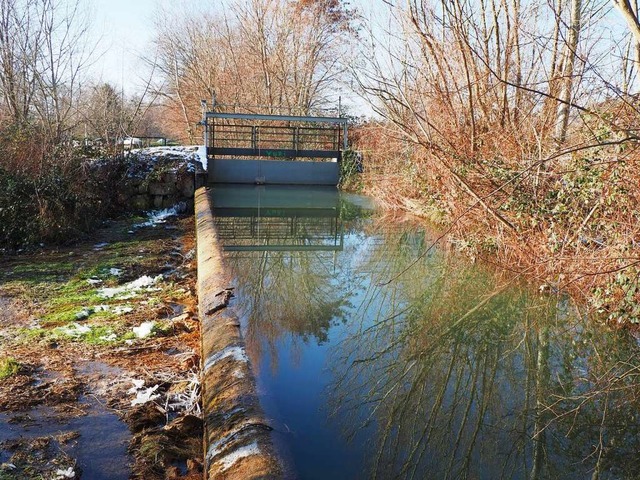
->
left=0, top=211, right=203, bottom=480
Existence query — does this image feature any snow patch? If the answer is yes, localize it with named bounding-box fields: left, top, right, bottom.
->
left=218, top=442, right=261, bottom=471
left=131, top=384, right=160, bottom=406
left=112, top=305, right=133, bottom=315
left=109, top=268, right=123, bottom=276
left=132, top=321, right=156, bottom=338
left=58, top=323, right=92, bottom=337
left=128, top=379, right=146, bottom=393
left=204, top=346, right=248, bottom=372
left=54, top=467, right=76, bottom=479
left=206, top=424, right=247, bottom=461
left=97, top=275, right=162, bottom=299
left=196, top=144, right=208, bottom=170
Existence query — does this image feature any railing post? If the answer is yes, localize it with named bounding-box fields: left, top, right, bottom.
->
left=251, top=126, right=258, bottom=152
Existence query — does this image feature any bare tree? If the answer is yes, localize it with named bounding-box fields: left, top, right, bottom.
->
left=612, top=0, right=640, bottom=67
left=555, top=0, right=583, bottom=143
left=0, top=0, right=95, bottom=150
left=0, top=0, right=41, bottom=123
left=151, top=0, right=354, bottom=143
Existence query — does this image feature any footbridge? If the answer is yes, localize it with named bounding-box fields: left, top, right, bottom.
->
left=202, top=105, right=348, bottom=186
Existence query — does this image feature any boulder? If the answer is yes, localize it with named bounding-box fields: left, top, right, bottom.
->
left=149, top=182, right=175, bottom=196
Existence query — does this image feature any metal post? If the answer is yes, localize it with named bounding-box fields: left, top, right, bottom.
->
left=343, top=122, right=348, bottom=151
left=252, top=126, right=258, bottom=152
left=201, top=100, right=208, bottom=147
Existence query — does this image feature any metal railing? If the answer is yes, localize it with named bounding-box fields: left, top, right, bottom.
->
left=204, top=111, right=348, bottom=161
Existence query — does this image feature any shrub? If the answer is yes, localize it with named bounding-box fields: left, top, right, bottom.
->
left=0, top=156, right=128, bottom=248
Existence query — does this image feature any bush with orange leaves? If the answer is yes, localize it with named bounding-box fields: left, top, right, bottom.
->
left=352, top=119, right=640, bottom=327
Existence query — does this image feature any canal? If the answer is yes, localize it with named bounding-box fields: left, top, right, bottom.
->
left=211, top=185, right=640, bottom=479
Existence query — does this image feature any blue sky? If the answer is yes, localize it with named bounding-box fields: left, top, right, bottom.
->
left=90, top=0, right=384, bottom=96
left=91, top=0, right=160, bottom=92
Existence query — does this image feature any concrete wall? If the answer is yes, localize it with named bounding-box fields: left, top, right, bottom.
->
left=209, top=159, right=339, bottom=186
left=195, top=188, right=286, bottom=479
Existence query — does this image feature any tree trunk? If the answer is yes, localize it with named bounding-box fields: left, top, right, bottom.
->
left=555, top=0, right=582, bottom=144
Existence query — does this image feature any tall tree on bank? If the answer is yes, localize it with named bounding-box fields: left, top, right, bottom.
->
left=612, top=0, right=640, bottom=71
left=152, top=0, right=354, bottom=143
left=554, top=0, right=583, bottom=144
left=0, top=0, right=93, bottom=148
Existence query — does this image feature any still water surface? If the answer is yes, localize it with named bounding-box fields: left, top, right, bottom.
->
left=212, top=185, right=640, bottom=480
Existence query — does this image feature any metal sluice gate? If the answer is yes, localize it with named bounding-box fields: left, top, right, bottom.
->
left=202, top=108, right=349, bottom=186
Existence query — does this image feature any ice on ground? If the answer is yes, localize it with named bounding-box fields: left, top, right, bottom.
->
left=93, top=242, right=109, bottom=250
left=58, top=323, right=92, bottom=337
left=218, top=442, right=261, bottom=471
left=112, top=305, right=133, bottom=315
left=54, top=467, right=75, bottom=479
left=97, top=275, right=163, bottom=299
left=131, top=385, right=160, bottom=406
left=132, top=321, right=156, bottom=338
left=128, top=379, right=146, bottom=393
left=204, top=346, right=248, bottom=372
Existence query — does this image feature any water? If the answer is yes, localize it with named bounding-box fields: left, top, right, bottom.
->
left=211, top=185, right=640, bottom=480
left=0, top=395, right=131, bottom=479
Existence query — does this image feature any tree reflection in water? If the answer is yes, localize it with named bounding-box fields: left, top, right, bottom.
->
left=329, top=223, right=640, bottom=479
left=218, top=190, right=640, bottom=479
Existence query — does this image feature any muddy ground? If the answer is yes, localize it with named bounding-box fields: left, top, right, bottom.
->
left=0, top=211, right=203, bottom=480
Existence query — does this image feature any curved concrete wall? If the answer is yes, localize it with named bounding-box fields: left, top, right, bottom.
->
left=195, top=187, right=285, bottom=479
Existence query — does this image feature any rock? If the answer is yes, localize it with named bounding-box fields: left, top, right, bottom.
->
left=162, top=171, right=178, bottom=184
left=162, top=195, right=178, bottom=209
left=131, top=195, right=150, bottom=211
left=177, top=174, right=195, bottom=198
left=149, top=182, right=175, bottom=196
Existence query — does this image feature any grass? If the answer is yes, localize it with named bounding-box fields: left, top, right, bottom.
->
left=0, top=357, right=21, bottom=379
left=1, top=214, right=193, bottom=354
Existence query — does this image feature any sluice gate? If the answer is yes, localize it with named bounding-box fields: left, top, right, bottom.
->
left=203, top=108, right=348, bottom=186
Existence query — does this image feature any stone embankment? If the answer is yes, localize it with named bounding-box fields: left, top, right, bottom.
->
left=119, top=146, right=208, bottom=211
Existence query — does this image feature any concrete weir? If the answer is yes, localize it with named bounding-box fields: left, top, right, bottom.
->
left=195, top=187, right=284, bottom=479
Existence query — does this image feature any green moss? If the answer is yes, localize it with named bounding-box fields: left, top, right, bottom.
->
left=0, top=357, right=21, bottom=379
left=19, top=327, right=49, bottom=341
